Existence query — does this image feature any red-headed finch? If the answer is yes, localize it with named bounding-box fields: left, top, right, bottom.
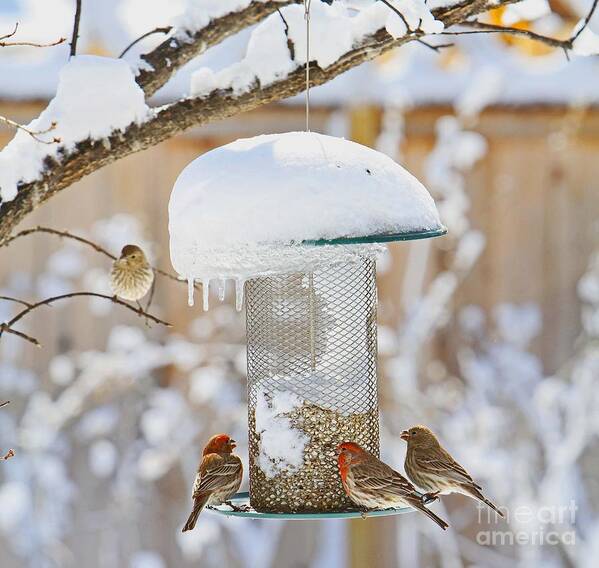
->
left=110, top=244, right=154, bottom=302
left=336, top=442, right=448, bottom=530
left=182, top=434, right=243, bottom=532
left=401, top=425, right=504, bottom=518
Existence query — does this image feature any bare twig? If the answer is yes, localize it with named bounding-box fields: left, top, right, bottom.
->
left=1, top=449, right=15, bottom=461
left=1, top=226, right=199, bottom=289
left=69, top=0, right=82, bottom=57
left=571, top=0, right=598, bottom=43
left=416, top=39, right=454, bottom=52
left=0, top=401, right=9, bottom=409
left=0, top=36, right=65, bottom=48
left=0, top=324, right=40, bottom=346
left=0, top=22, right=65, bottom=48
left=119, top=26, right=172, bottom=58
left=447, top=0, right=599, bottom=53
left=0, top=295, right=34, bottom=308
left=379, top=0, right=411, bottom=32
left=277, top=8, right=296, bottom=60
left=0, top=291, right=172, bottom=346
left=0, top=22, right=18, bottom=41
left=0, top=116, right=60, bottom=144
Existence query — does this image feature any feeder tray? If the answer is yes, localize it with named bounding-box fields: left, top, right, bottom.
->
left=169, top=132, right=446, bottom=519
left=207, top=492, right=414, bottom=520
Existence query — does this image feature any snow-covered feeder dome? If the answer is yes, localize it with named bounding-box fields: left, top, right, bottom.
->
left=168, top=131, right=445, bottom=308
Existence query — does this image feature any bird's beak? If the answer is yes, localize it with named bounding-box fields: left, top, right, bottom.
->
left=230, top=439, right=237, bottom=449
left=400, top=430, right=409, bottom=441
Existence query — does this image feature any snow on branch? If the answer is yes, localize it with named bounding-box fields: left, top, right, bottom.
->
left=135, top=0, right=301, bottom=98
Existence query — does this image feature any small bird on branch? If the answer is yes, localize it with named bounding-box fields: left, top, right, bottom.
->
left=337, top=442, right=449, bottom=529
left=182, top=434, right=243, bottom=532
left=401, top=425, right=504, bottom=517
left=109, top=244, right=154, bottom=302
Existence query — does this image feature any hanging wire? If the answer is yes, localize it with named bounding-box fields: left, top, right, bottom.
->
left=303, top=0, right=312, bottom=132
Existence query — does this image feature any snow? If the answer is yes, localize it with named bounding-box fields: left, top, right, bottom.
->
left=189, top=1, right=442, bottom=96
left=572, top=23, right=599, bottom=56
left=172, top=0, right=256, bottom=38
left=502, top=0, right=551, bottom=26
left=0, top=55, right=150, bottom=202
left=254, top=387, right=309, bottom=478
left=169, top=131, right=441, bottom=306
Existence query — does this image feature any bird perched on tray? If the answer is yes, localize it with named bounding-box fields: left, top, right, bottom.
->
left=109, top=244, right=154, bottom=302
left=336, top=442, right=448, bottom=530
left=182, top=434, right=243, bottom=532
left=401, top=425, right=504, bottom=517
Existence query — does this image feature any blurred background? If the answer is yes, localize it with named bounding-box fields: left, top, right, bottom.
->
left=1, top=1, right=599, bottom=567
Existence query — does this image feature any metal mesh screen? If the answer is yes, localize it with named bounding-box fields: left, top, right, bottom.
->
left=246, top=257, right=379, bottom=513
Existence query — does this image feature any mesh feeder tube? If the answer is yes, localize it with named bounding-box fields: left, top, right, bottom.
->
left=168, top=131, right=446, bottom=517
left=246, top=257, right=379, bottom=513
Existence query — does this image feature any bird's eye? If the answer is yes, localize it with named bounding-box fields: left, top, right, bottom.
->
left=411, top=431, right=416, bottom=436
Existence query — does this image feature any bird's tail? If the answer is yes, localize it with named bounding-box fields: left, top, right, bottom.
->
left=464, top=485, right=505, bottom=518
left=182, top=493, right=210, bottom=532
left=413, top=501, right=449, bottom=530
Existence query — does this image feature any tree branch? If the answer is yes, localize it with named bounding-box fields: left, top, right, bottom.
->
left=446, top=0, right=598, bottom=52
left=119, top=26, right=172, bottom=59
left=136, top=0, right=300, bottom=98
left=0, top=0, right=541, bottom=244
left=0, top=291, right=172, bottom=347
left=69, top=0, right=83, bottom=57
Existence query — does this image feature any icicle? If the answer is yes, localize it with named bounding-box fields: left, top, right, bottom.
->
left=218, top=278, right=226, bottom=302
left=202, top=278, right=210, bottom=311
left=187, top=277, right=195, bottom=307
left=235, top=278, right=245, bottom=311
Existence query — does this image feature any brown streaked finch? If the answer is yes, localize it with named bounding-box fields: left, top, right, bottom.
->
left=110, top=244, right=154, bottom=302
left=401, top=425, right=504, bottom=518
left=182, top=434, right=243, bottom=532
left=336, top=442, right=448, bottom=530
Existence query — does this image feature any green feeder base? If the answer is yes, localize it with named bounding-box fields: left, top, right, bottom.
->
left=207, top=492, right=416, bottom=520
left=302, top=227, right=447, bottom=246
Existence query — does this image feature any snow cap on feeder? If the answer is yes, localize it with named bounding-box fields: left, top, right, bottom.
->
left=168, top=131, right=445, bottom=309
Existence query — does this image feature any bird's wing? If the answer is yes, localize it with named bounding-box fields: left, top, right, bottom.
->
left=353, top=461, right=418, bottom=498
left=193, top=454, right=241, bottom=498
left=414, top=448, right=481, bottom=489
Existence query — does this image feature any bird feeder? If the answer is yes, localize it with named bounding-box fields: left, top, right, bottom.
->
left=168, top=131, right=445, bottom=518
